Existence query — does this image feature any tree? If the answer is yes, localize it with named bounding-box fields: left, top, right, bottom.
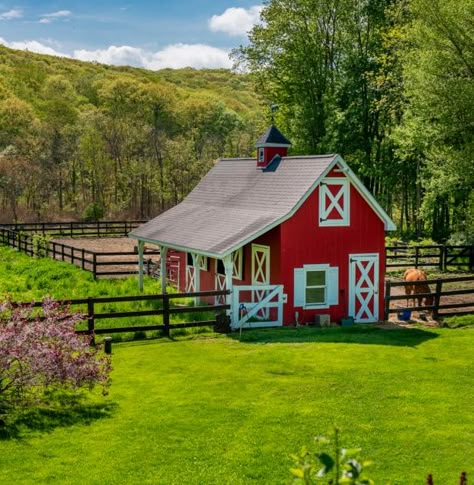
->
left=0, top=299, right=111, bottom=413
left=401, top=0, right=474, bottom=240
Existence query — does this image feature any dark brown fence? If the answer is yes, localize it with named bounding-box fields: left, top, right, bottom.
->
left=0, top=220, right=146, bottom=237
left=12, top=289, right=230, bottom=340
left=0, top=227, right=158, bottom=279
left=386, top=244, right=474, bottom=271
left=384, top=276, right=474, bottom=320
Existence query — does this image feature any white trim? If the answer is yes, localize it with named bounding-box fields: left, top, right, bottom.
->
left=319, top=178, right=350, bottom=227
left=258, top=147, right=264, bottom=163
left=232, top=247, right=243, bottom=280
left=255, top=143, right=290, bottom=148
left=128, top=154, right=396, bottom=258
left=198, top=255, right=208, bottom=271
left=348, top=253, right=379, bottom=322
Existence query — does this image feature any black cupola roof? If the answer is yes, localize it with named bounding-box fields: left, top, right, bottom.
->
left=256, top=125, right=291, bottom=146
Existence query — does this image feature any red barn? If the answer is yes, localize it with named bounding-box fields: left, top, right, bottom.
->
left=130, top=126, right=396, bottom=328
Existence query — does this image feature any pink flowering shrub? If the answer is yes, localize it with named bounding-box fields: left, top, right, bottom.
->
left=0, top=299, right=111, bottom=410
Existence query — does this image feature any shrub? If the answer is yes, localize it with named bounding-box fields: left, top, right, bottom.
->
left=82, top=203, right=104, bottom=222
left=0, top=299, right=111, bottom=414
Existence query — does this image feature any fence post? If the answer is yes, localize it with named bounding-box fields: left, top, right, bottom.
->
left=87, top=297, right=95, bottom=345
left=384, top=281, right=391, bottom=321
left=71, top=246, right=75, bottom=265
left=163, top=294, right=170, bottom=337
left=433, top=279, right=443, bottom=321
left=82, top=248, right=85, bottom=270
left=415, top=246, right=420, bottom=268
left=470, top=245, right=474, bottom=272
left=93, top=253, right=97, bottom=280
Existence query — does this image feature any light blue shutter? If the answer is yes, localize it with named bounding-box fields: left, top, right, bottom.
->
left=327, top=267, right=339, bottom=305
left=294, top=268, right=305, bottom=307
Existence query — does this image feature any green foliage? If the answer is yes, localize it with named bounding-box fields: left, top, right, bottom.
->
left=290, top=429, right=374, bottom=484
left=0, top=45, right=259, bottom=221
left=31, top=233, right=51, bottom=258
left=442, top=315, right=474, bottom=328
left=82, top=202, right=105, bottom=222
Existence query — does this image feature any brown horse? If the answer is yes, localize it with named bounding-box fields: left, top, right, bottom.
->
left=403, top=268, right=434, bottom=309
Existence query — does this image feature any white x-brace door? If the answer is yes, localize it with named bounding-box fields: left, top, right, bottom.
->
left=349, top=253, right=379, bottom=322
left=251, top=244, right=270, bottom=319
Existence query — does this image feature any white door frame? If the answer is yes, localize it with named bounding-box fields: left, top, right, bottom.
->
left=349, top=253, right=379, bottom=322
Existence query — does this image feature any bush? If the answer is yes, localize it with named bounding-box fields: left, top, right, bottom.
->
left=0, top=299, right=111, bottom=414
left=82, top=203, right=104, bottom=222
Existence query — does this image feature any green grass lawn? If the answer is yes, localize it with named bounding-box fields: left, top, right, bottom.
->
left=1, top=326, right=473, bottom=484
left=0, top=246, right=215, bottom=338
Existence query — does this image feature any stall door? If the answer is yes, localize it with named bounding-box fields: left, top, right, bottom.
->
left=251, top=244, right=270, bottom=319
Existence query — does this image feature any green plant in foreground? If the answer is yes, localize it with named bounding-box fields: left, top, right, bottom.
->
left=290, top=429, right=373, bottom=484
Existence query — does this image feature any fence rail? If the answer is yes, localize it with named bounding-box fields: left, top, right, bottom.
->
left=384, top=276, right=474, bottom=320
left=12, top=289, right=231, bottom=340
left=386, top=244, right=474, bottom=271
left=0, top=220, right=146, bottom=238
left=0, top=227, right=159, bottom=279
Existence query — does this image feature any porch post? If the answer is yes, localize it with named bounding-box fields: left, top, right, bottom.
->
left=160, top=246, right=168, bottom=294
left=191, top=253, right=200, bottom=305
left=223, top=254, right=233, bottom=320
left=138, top=240, right=144, bottom=292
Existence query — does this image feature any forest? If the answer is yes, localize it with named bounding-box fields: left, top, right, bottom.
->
left=0, top=0, right=473, bottom=243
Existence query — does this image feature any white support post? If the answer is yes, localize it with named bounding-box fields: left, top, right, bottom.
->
left=223, top=254, right=233, bottom=320
left=138, top=240, right=144, bottom=292
left=191, top=253, right=200, bottom=305
left=160, top=246, right=168, bottom=294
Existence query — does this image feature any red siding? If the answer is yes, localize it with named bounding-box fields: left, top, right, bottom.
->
left=279, top=181, right=386, bottom=324
left=257, top=146, right=288, bottom=168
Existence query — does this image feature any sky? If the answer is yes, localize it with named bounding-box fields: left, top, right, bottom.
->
left=0, top=1, right=262, bottom=69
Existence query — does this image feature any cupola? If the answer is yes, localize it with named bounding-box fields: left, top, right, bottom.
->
left=255, top=125, right=291, bottom=169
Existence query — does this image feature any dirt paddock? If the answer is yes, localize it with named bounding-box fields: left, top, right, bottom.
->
left=52, top=237, right=160, bottom=277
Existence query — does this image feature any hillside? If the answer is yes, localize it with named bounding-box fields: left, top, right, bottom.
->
left=0, top=45, right=262, bottom=222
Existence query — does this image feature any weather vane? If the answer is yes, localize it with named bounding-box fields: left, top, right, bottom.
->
left=270, top=104, right=279, bottom=123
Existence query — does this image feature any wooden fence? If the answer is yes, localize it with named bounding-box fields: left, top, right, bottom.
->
left=0, top=227, right=159, bottom=279
left=384, top=276, right=474, bottom=320
left=0, top=220, right=146, bottom=238
left=13, top=289, right=230, bottom=340
left=386, top=244, right=474, bottom=271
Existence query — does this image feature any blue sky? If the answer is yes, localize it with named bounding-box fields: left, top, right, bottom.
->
left=0, top=1, right=262, bottom=68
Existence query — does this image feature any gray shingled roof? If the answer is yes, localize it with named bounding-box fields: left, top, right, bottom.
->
left=130, top=155, right=337, bottom=256
left=256, top=125, right=291, bottom=146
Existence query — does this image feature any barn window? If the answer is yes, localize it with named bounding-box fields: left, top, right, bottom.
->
left=294, top=264, right=339, bottom=309
left=216, top=249, right=244, bottom=279
left=232, top=247, right=243, bottom=280
left=319, top=178, right=350, bottom=226
left=199, top=256, right=208, bottom=271
left=187, top=253, right=208, bottom=271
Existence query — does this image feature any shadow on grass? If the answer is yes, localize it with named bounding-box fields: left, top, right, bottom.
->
left=227, top=325, right=439, bottom=347
left=0, top=392, right=117, bottom=440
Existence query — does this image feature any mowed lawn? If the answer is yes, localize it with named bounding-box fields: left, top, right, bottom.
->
left=1, top=326, right=473, bottom=484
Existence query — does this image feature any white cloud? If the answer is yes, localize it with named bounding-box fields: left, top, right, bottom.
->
left=41, top=10, right=72, bottom=19
left=0, top=8, right=22, bottom=20
left=0, top=37, right=66, bottom=56
left=39, top=10, right=71, bottom=23
left=0, top=37, right=232, bottom=69
left=74, top=43, right=232, bottom=69
left=209, top=5, right=262, bottom=37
